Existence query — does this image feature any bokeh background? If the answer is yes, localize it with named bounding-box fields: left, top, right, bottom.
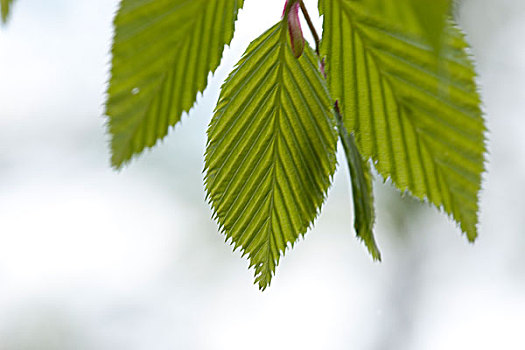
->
left=1, top=0, right=524, bottom=349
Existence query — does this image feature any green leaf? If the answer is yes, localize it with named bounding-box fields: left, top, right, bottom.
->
left=335, top=107, right=380, bottom=260
left=320, top=0, right=486, bottom=241
left=106, top=0, right=244, bottom=168
left=204, top=22, right=338, bottom=290
left=1, top=0, right=14, bottom=24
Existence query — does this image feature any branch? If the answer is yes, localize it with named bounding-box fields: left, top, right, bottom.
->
left=299, top=1, right=321, bottom=55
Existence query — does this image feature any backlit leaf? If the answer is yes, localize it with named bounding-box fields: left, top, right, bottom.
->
left=320, top=0, right=486, bottom=241
left=205, top=22, right=338, bottom=290
left=106, top=0, right=244, bottom=167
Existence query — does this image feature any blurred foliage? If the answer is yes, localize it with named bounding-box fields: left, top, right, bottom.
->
left=364, top=0, right=452, bottom=50
left=1, top=0, right=14, bottom=24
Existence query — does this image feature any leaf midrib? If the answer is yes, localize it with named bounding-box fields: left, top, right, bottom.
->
left=262, top=25, right=289, bottom=283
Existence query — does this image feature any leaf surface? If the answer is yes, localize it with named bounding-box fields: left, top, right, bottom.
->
left=205, top=22, right=338, bottom=290
left=320, top=0, right=486, bottom=240
left=107, top=0, right=244, bottom=167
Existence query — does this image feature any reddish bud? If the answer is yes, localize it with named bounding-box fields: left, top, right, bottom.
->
left=283, top=1, right=305, bottom=58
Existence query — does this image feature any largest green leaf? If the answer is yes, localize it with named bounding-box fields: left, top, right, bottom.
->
left=319, top=0, right=486, bottom=240
left=106, top=0, right=244, bottom=167
left=205, top=22, right=338, bottom=290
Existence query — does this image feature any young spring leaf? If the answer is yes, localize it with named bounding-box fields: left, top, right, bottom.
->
left=204, top=22, right=338, bottom=290
left=1, top=0, right=14, bottom=24
left=320, top=0, right=486, bottom=241
left=335, top=108, right=380, bottom=260
left=106, top=0, right=244, bottom=168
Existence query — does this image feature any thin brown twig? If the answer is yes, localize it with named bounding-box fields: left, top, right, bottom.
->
left=299, top=1, right=321, bottom=56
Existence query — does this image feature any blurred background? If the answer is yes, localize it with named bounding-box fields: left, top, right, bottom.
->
left=1, top=0, right=524, bottom=349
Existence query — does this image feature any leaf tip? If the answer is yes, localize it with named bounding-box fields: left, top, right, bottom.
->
left=465, top=227, right=478, bottom=244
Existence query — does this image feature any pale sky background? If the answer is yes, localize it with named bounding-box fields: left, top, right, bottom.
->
left=1, top=0, right=525, bottom=349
